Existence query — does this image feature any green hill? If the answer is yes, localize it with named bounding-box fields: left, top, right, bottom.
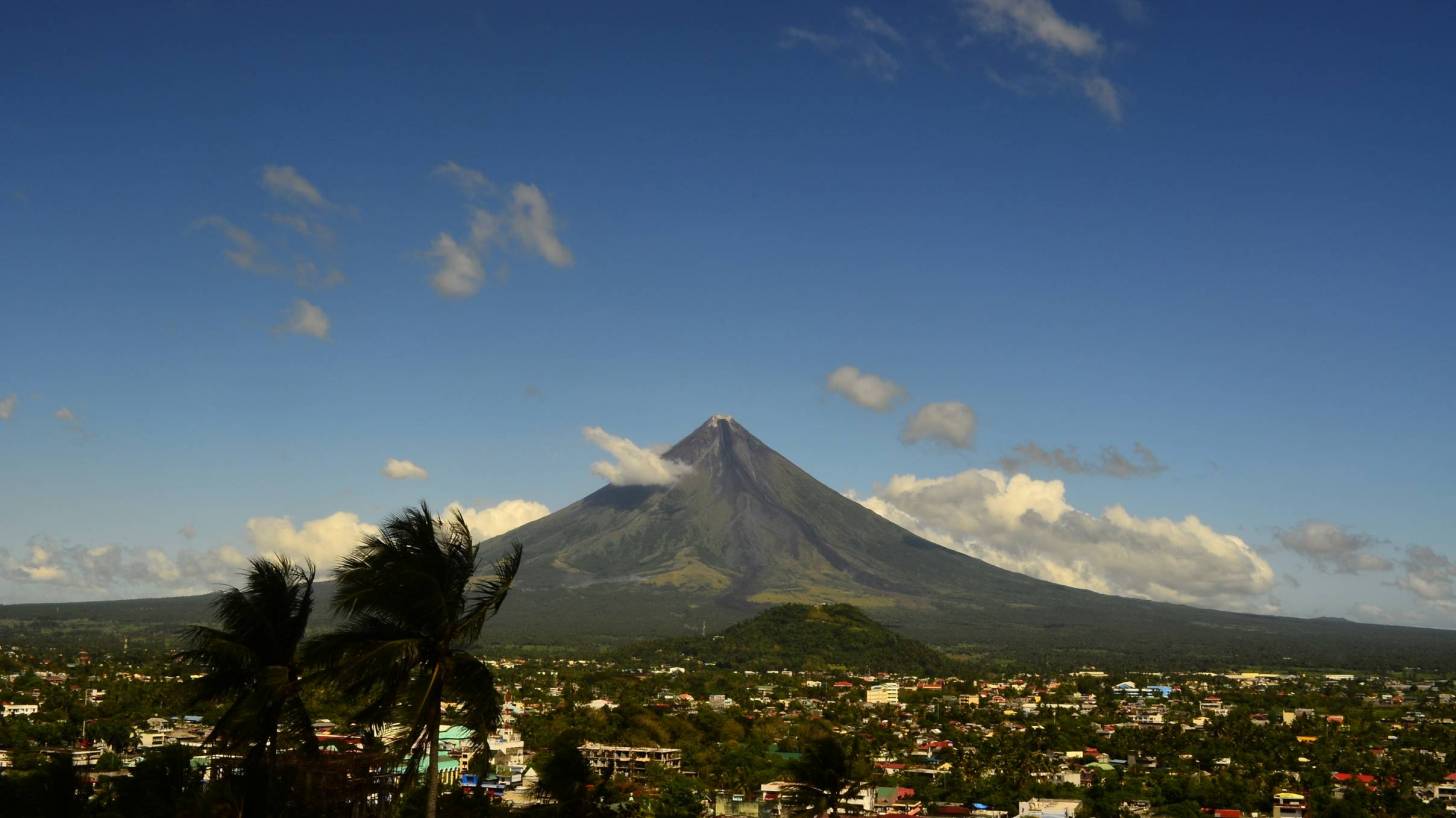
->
left=632, top=603, right=961, bottom=676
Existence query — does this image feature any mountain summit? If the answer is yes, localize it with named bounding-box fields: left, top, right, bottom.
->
left=478, top=416, right=1456, bottom=668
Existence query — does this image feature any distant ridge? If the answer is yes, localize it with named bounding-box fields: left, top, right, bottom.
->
left=7, top=415, right=1456, bottom=670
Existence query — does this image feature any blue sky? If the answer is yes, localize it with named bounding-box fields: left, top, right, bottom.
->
left=2, top=1, right=1453, bottom=624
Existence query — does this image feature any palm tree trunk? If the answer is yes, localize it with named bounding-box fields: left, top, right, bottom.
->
left=425, top=693, right=441, bottom=818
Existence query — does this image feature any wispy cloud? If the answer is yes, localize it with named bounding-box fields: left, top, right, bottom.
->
left=267, top=212, right=335, bottom=244
left=956, top=0, right=1124, bottom=122
left=583, top=426, right=693, bottom=487
left=825, top=365, right=907, bottom=412
left=1398, top=545, right=1456, bottom=607
left=275, top=299, right=330, bottom=340
left=779, top=5, right=906, bottom=82
left=508, top=184, right=574, bottom=267
left=261, top=165, right=331, bottom=209
left=426, top=169, right=574, bottom=298
left=1276, top=521, right=1393, bottom=574
left=0, top=394, right=15, bottom=421
left=432, top=161, right=495, bottom=197
left=959, top=0, right=1102, bottom=57
left=1000, top=440, right=1166, bottom=478
left=196, top=215, right=273, bottom=273
left=428, top=233, right=487, bottom=298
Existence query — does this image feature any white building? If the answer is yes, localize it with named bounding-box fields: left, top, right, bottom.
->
left=2, top=702, right=39, bottom=717
left=867, top=683, right=899, bottom=705
left=1018, top=798, right=1081, bottom=817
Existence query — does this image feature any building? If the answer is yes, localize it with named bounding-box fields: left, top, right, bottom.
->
left=578, top=742, right=682, bottom=780
left=2, top=702, right=39, bottom=717
left=867, top=682, right=900, bottom=705
left=1017, top=798, right=1081, bottom=817
left=1271, top=792, right=1306, bottom=818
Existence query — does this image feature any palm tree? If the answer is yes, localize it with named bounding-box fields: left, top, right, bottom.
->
left=309, top=501, right=523, bottom=818
left=176, top=556, right=317, bottom=817
left=784, top=732, right=871, bottom=818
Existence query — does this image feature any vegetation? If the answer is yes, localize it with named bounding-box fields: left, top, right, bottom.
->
left=175, top=556, right=318, bottom=817
left=633, top=603, right=962, bottom=676
left=308, top=502, right=523, bottom=818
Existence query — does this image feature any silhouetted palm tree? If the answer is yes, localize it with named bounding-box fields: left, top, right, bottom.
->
left=784, top=732, right=871, bottom=818
left=309, top=501, right=523, bottom=818
left=176, top=556, right=317, bottom=817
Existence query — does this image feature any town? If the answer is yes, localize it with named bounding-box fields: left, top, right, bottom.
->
left=4, top=635, right=1456, bottom=817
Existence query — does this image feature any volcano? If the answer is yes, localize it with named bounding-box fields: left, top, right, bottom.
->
left=474, top=415, right=1456, bottom=668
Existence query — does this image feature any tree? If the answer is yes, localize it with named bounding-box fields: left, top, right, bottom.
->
left=175, top=555, right=317, bottom=817
left=784, top=732, right=871, bottom=818
left=310, top=502, right=523, bottom=818
left=535, top=732, right=600, bottom=818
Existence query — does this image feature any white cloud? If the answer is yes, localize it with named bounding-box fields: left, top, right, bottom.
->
left=276, top=299, right=330, bottom=339
left=854, top=467, right=1277, bottom=611
left=959, top=0, right=1102, bottom=57
left=432, top=161, right=494, bottom=196
left=1276, top=521, right=1392, bottom=574
left=901, top=401, right=976, bottom=448
left=508, top=183, right=574, bottom=267
left=826, top=365, right=907, bottom=412
left=0, top=394, right=15, bottom=421
left=428, top=232, right=486, bottom=297
left=261, top=165, right=330, bottom=208
left=583, top=426, right=693, bottom=487
left=443, top=499, right=551, bottom=541
left=246, top=511, right=379, bottom=566
left=54, top=407, right=76, bottom=423
left=381, top=457, right=429, bottom=480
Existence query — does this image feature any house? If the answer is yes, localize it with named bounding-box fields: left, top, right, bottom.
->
left=2, top=702, right=39, bottom=717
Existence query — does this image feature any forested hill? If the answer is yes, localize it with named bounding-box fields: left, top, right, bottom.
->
left=627, top=603, right=962, bottom=676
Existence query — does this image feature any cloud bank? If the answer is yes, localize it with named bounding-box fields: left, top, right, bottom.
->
left=855, top=467, right=1277, bottom=611
left=1, top=499, right=551, bottom=596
